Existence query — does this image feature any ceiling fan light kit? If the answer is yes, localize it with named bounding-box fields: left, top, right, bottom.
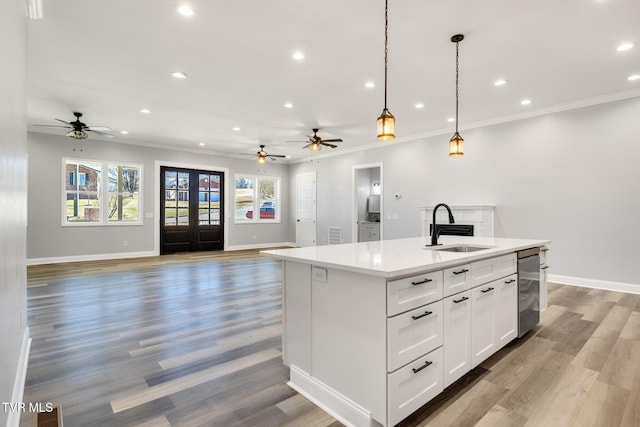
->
left=449, top=33, right=465, bottom=157
left=377, top=0, right=395, bottom=141
left=67, top=130, right=88, bottom=139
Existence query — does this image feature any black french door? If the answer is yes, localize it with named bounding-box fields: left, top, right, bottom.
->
left=160, top=167, right=224, bottom=254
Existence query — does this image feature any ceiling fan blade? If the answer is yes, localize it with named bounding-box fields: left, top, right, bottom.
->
left=320, top=138, right=343, bottom=143
left=320, top=142, right=338, bottom=148
left=55, top=118, right=72, bottom=125
left=86, top=129, right=114, bottom=137
left=302, top=143, right=311, bottom=149
left=268, top=155, right=287, bottom=158
left=33, top=124, right=72, bottom=128
left=87, top=126, right=112, bottom=132
left=286, top=140, right=308, bottom=143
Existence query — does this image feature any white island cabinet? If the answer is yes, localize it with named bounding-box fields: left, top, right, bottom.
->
left=263, top=236, right=550, bottom=427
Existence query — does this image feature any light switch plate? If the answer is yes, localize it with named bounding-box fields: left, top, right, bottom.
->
left=312, top=266, right=328, bottom=283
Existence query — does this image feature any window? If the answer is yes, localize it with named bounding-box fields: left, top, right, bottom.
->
left=63, top=159, right=142, bottom=225
left=234, top=175, right=280, bottom=223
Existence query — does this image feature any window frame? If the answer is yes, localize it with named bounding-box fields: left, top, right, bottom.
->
left=234, top=174, right=281, bottom=224
left=62, top=158, right=143, bottom=226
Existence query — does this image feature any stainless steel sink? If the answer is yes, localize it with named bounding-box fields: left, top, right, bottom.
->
left=430, top=245, right=493, bottom=252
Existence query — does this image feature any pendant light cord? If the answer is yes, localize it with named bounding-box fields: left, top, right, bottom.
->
left=455, top=39, right=459, bottom=134
left=384, top=0, right=389, bottom=109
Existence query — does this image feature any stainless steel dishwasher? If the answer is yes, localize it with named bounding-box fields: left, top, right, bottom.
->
left=517, top=247, right=541, bottom=337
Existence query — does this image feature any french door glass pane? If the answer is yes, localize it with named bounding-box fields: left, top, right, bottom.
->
left=165, top=171, right=177, bottom=189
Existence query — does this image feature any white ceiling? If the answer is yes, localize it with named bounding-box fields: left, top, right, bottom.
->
left=27, top=0, right=640, bottom=161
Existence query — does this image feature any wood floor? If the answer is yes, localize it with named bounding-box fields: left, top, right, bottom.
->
left=21, top=251, right=640, bottom=427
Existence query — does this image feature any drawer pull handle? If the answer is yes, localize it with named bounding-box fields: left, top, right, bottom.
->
left=411, top=278, right=433, bottom=286
left=411, top=310, right=432, bottom=320
left=452, top=269, right=469, bottom=275
left=412, top=360, right=433, bottom=373
left=453, top=296, right=469, bottom=303
left=481, top=287, right=495, bottom=293
left=505, top=279, right=516, bottom=284
left=541, top=265, right=549, bottom=270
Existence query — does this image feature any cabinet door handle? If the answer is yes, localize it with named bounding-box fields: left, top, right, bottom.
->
left=412, top=360, right=433, bottom=373
left=453, top=296, right=469, bottom=304
left=411, top=278, right=433, bottom=286
left=541, top=265, right=549, bottom=270
left=411, top=310, right=432, bottom=320
left=481, top=287, right=494, bottom=293
left=505, top=279, right=516, bottom=284
left=452, top=269, right=469, bottom=275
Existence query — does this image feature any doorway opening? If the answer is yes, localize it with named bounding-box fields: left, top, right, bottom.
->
left=353, top=163, right=383, bottom=243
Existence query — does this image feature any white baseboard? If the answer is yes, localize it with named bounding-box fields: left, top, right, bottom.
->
left=288, top=365, right=378, bottom=427
left=27, top=244, right=297, bottom=265
left=6, top=327, right=31, bottom=427
left=226, top=242, right=296, bottom=251
left=27, top=250, right=158, bottom=265
left=549, top=274, right=640, bottom=295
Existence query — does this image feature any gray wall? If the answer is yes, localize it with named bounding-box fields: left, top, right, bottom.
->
left=27, top=133, right=291, bottom=261
left=0, top=0, right=28, bottom=423
left=289, top=97, right=640, bottom=287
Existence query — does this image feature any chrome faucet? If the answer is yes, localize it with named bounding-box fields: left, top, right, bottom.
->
left=429, top=203, right=455, bottom=246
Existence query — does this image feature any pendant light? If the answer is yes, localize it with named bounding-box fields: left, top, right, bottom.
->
left=449, top=34, right=464, bottom=157
left=377, top=0, right=395, bottom=140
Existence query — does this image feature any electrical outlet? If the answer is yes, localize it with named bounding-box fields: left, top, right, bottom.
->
left=312, top=266, right=327, bottom=283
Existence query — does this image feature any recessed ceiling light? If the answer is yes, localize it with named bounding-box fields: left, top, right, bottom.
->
left=177, top=4, right=194, bottom=16
left=293, top=51, right=305, bottom=60
left=171, top=71, right=187, bottom=79
left=494, top=79, right=507, bottom=86
left=199, top=142, right=205, bottom=146
left=140, top=108, right=151, bottom=114
left=628, top=74, right=640, bottom=81
left=232, top=127, right=240, bottom=131
left=120, top=130, right=129, bottom=135
left=521, top=99, right=532, bottom=105
left=415, top=103, right=424, bottom=109
left=284, top=102, right=294, bottom=108
left=365, top=81, right=376, bottom=88
left=617, top=42, right=634, bottom=52
left=447, top=117, right=455, bottom=122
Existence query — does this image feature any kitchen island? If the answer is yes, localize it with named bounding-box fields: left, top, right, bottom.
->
left=262, top=236, right=550, bottom=427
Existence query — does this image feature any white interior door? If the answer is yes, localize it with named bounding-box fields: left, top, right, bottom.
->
left=296, top=172, right=316, bottom=247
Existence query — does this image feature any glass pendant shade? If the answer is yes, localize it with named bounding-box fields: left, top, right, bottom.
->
left=377, top=108, right=395, bottom=140
left=309, top=142, right=320, bottom=152
left=449, top=132, right=464, bottom=157
left=257, top=155, right=266, bottom=163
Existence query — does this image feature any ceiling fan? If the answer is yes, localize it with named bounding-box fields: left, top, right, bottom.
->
left=289, top=128, right=343, bottom=151
left=33, top=112, right=113, bottom=139
left=256, top=145, right=287, bottom=163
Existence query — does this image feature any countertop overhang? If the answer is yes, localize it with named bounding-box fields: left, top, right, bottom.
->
left=261, top=236, right=550, bottom=279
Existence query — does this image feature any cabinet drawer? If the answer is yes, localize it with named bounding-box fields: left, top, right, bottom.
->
left=387, top=271, right=443, bottom=316
left=388, top=346, right=443, bottom=427
left=471, top=253, right=516, bottom=287
left=443, top=264, right=471, bottom=297
left=388, top=300, right=443, bottom=372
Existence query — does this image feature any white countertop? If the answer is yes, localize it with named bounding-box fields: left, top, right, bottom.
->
left=261, top=236, right=550, bottom=278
